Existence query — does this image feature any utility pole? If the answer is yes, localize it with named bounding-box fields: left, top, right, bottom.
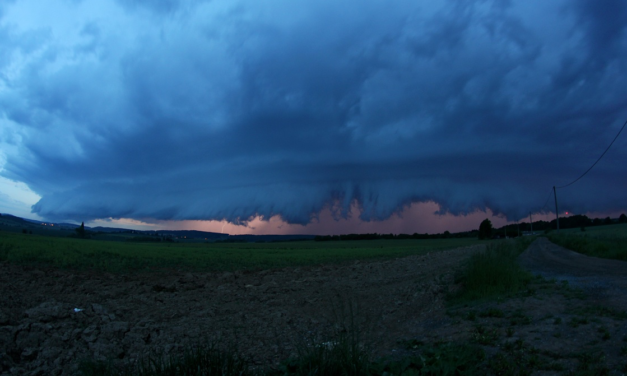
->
left=553, top=186, right=560, bottom=233
left=529, top=212, right=533, bottom=234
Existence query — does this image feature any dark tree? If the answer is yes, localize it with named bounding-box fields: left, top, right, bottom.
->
left=75, top=222, right=86, bottom=238
left=478, top=219, right=493, bottom=240
left=619, top=214, right=626, bottom=223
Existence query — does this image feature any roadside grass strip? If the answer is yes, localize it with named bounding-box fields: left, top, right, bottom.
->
left=548, top=223, right=627, bottom=261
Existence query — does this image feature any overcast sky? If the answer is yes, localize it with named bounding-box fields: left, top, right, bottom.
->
left=1, top=0, right=626, bottom=234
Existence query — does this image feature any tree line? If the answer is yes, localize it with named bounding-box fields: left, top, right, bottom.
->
left=316, top=213, right=626, bottom=242
left=314, top=230, right=478, bottom=241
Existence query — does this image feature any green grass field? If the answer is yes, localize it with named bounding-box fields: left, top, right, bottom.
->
left=0, top=231, right=485, bottom=273
left=547, top=223, right=627, bottom=261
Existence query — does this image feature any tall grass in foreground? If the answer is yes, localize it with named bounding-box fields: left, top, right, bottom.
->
left=451, top=238, right=534, bottom=302
left=80, top=335, right=372, bottom=376
left=276, top=332, right=371, bottom=376
left=79, top=344, right=251, bottom=376
left=79, top=305, right=374, bottom=376
left=79, top=299, right=483, bottom=376
left=548, top=223, right=627, bottom=261
left=276, top=301, right=371, bottom=376
left=80, top=330, right=484, bottom=376
left=80, top=339, right=485, bottom=376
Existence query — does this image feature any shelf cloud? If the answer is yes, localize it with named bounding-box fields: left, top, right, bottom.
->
left=1, top=0, right=626, bottom=226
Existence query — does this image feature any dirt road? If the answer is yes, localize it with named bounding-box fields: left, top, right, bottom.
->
left=518, top=237, right=627, bottom=310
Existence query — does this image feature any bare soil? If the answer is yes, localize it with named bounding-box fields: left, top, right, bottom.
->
left=2, top=238, right=627, bottom=375
left=0, top=245, right=481, bottom=375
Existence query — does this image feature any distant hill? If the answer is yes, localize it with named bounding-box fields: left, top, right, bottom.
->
left=152, top=230, right=228, bottom=240
left=0, top=213, right=315, bottom=242
left=0, top=213, right=29, bottom=222
left=0, top=213, right=76, bottom=236
left=226, top=234, right=316, bottom=242
left=90, top=226, right=144, bottom=233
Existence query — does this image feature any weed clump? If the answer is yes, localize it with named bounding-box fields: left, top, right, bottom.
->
left=276, top=300, right=371, bottom=376
left=277, top=332, right=371, bottom=376
left=451, top=240, right=533, bottom=302
left=373, top=342, right=485, bottom=375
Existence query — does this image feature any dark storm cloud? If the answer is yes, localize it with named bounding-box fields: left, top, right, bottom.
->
left=573, top=0, right=627, bottom=56
left=1, top=0, right=626, bottom=224
left=114, top=0, right=185, bottom=14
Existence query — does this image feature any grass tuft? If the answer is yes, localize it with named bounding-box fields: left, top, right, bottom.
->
left=450, top=238, right=534, bottom=302
left=275, top=300, right=371, bottom=376
left=276, top=333, right=371, bottom=376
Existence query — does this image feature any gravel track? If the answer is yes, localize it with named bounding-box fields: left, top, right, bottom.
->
left=518, top=237, right=627, bottom=309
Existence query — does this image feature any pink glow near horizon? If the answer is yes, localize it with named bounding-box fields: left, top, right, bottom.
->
left=86, top=203, right=625, bottom=235
left=128, top=202, right=558, bottom=235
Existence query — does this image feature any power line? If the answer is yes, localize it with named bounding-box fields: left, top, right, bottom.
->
left=544, top=117, right=627, bottom=233
left=535, top=117, right=626, bottom=218
left=540, top=188, right=553, bottom=211
left=556, top=118, right=627, bottom=189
